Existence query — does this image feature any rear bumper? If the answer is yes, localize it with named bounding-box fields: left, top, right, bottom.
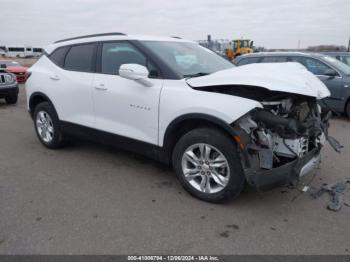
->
left=247, top=147, right=321, bottom=190
left=0, top=84, right=19, bottom=98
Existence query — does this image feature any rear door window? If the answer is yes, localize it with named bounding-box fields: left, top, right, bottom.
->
left=237, top=57, right=261, bottom=65
left=261, top=56, right=287, bottom=63
left=64, top=44, right=96, bottom=72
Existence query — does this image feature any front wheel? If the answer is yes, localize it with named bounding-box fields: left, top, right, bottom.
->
left=172, top=127, right=245, bottom=202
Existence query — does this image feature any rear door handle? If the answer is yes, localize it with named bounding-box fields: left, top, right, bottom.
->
left=95, top=84, right=108, bottom=91
left=50, top=75, right=60, bottom=80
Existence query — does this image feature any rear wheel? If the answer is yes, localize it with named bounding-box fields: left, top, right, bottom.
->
left=33, top=102, right=64, bottom=149
left=5, top=95, right=18, bottom=104
left=172, top=127, right=245, bottom=202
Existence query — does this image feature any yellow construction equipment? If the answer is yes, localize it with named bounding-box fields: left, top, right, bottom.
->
left=225, top=39, right=254, bottom=60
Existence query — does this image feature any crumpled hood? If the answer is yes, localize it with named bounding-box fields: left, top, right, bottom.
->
left=186, top=62, right=330, bottom=99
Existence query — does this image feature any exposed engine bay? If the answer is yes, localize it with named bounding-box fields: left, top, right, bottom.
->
left=234, top=96, right=327, bottom=167
left=194, top=85, right=342, bottom=188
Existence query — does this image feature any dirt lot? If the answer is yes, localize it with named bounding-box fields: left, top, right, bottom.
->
left=0, top=86, right=350, bottom=254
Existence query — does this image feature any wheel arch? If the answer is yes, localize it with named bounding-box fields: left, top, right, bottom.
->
left=29, top=92, right=57, bottom=118
left=161, top=114, right=238, bottom=163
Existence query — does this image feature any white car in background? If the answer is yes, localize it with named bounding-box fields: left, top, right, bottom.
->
left=25, top=33, right=339, bottom=202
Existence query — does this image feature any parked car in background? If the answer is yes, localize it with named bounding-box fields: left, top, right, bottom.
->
left=25, top=33, right=338, bottom=202
left=323, top=52, right=350, bottom=66
left=0, top=60, right=29, bottom=83
left=0, top=63, right=19, bottom=104
left=234, top=52, right=350, bottom=118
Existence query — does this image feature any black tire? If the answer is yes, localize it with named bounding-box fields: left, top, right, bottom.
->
left=346, top=101, right=350, bottom=119
left=172, top=127, right=245, bottom=203
left=33, top=102, right=64, bottom=149
left=5, top=95, right=18, bottom=104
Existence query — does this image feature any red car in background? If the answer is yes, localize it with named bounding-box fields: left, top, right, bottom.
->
left=0, top=60, right=28, bottom=83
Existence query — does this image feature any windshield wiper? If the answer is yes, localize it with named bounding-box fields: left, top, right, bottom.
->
left=183, top=72, right=210, bottom=78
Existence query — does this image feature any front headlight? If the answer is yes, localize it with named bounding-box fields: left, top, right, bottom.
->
left=4, top=73, right=16, bottom=84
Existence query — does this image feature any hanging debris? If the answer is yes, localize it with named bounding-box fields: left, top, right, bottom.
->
left=311, top=179, right=350, bottom=211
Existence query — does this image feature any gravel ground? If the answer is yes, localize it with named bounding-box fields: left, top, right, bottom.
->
left=0, top=85, right=349, bottom=254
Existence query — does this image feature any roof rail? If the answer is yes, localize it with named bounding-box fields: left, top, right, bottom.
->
left=54, top=32, right=126, bottom=44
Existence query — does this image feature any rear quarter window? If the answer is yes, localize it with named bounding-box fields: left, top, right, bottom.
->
left=49, top=47, right=69, bottom=67
left=64, top=44, right=96, bottom=72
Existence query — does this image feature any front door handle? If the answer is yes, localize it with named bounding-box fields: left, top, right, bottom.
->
left=50, top=75, right=60, bottom=80
left=95, top=84, right=107, bottom=91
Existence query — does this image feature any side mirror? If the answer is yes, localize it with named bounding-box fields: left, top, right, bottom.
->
left=324, top=68, right=337, bottom=79
left=119, top=64, right=153, bottom=87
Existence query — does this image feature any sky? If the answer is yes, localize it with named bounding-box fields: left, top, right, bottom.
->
left=1, top=0, right=349, bottom=49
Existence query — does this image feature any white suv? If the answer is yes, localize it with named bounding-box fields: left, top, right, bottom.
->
left=26, top=33, right=337, bottom=202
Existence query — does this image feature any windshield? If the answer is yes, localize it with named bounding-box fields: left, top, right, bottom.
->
left=142, top=41, right=234, bottom=78
left=0, top=61, right=20, bottom=67
left=321, top=56, right=350, bottom=75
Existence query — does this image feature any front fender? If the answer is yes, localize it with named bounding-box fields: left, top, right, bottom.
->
left=159, top=80, right=262, bottom=146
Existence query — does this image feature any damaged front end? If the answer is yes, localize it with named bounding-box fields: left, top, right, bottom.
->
left=187, top=62, right=340, bottom=190
left=231, top=95, right=341, bottom=190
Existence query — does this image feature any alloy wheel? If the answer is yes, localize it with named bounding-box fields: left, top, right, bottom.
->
left=181, top=143, right=230, bottom=194
left=36, top=111, right=54, bottom=143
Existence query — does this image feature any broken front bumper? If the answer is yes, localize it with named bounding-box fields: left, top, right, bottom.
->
left=246, top=147, right=321, bottom=191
